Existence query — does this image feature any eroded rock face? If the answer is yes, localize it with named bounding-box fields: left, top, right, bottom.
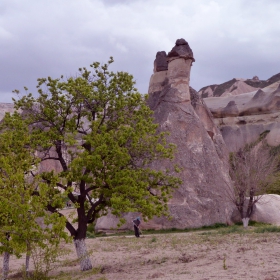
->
left=203, top=83, right=280, bottom=151
left=199, top=73, right=280, bottom=98
left=96, top=39, right=233, bottom=231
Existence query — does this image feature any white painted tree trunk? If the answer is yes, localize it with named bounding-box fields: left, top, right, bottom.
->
left=242, top=217, right=250, bottom=228
left=25, top=254, right=30, bottom=277
left=25, top=242, right=31, bottom=278
left=74, top=239, right=92, bottom=271
left=2, top=251, right=10, bottom=280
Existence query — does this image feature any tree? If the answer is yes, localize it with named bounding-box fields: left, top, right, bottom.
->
left=12, top=58, right=181, bottom=271
left=0, top=113, right=68, bottom=279
left=227, top=141, right=278, bottom=228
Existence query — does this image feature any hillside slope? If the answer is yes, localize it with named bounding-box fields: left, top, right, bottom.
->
left=199, top=73, right=280, bottom=98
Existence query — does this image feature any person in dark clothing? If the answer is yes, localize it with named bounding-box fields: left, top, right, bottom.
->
left=133, top=217, right=141, bottom=237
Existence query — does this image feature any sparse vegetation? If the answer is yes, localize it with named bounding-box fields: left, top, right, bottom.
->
left=4, top=223, right=280, bottom=279
left=227, top=139, right=279, bottom=228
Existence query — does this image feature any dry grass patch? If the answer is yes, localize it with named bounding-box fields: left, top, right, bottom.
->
left=3, top=225, right=280, bottom=279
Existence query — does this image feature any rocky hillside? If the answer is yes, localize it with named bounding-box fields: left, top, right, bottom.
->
left=200, top=75, right=280, bottom=152
left=199, top=73, right=280, bottom=98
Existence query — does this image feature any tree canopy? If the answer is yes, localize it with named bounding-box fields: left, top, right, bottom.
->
left=0, top=113, right=68, bottom=278
left=11, top=58, right=181, bottom=270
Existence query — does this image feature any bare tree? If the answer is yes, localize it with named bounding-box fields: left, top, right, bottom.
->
left=227, top=141, right=278, bottom=228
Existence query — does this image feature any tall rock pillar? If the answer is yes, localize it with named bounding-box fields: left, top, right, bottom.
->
left=95, top=39, right=233, bottom=232
left=166, top=38, right=194, bottom=101
left=146, top=39, right=233, bottom=229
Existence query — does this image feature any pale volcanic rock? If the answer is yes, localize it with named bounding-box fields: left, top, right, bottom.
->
left=203, top=82, right=280, bottom=151
left=0, top=103, right=18, bottom=120
left=148, top=70, right=168, bottom=97
left=167, top=58, right=192, bottom=101
left=231, top=194, right=280, bottom=226
left=199, top=73, right=280, bottom=98
left=222, top=101, right=239, bottom=117
left=266, top=125, right=280, bottom=146
left=96, top=39, right=233, bottom=231
left=252, top=194, right=280, bottom=225
left=221, top=80, right=258, bottom=97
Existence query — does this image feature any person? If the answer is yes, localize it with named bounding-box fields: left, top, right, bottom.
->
left=132, top=217, right=141, bottom=237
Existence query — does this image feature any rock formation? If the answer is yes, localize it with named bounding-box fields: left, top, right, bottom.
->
left=96, top=39, right=233, bottom=231
left=199, top=73, right=280, bottom=98
left=231, top=194, right=280, bottom=225
left=0, top=103, right=17, bottom=120
left=202, top=81, right=280, bottom=151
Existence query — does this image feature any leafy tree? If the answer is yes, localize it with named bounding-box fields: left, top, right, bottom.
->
left=0, top=113, right=68, bottom=279
left=227, top=141, right=278, bottom=228
left=12, top=58, right=181, bottom=271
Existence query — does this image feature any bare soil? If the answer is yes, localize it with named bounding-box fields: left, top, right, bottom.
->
left=2, top=227, right=280, bottom=280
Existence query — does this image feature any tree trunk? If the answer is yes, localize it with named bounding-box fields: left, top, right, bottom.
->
left=242, top=217, right=250, bottom=228
left=74, top=239, right=92, bottom=271
left=25, top=244, right=31, bottom=278
left=2, top=251, right=10, bottom=280
left=25, top=254, right=30, bottom=278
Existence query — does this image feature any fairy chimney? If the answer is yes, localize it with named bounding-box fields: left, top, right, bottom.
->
left=95, top=39, right=233, bottom=231
left=149, top=38, right=195, bottom=102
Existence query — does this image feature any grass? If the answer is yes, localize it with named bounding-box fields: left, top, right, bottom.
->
left=52, top=266, right=102, bottom=280
left=87, top=223, right=230, bottom=239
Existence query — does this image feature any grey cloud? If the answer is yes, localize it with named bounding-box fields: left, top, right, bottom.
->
left=0, top=0, right=280, bottom=102
left=101, top=0, right=138, bottom=5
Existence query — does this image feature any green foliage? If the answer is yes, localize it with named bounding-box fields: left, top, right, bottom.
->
left=11, top=58, right=181, bottom=252
left=86, top=224, right=96, bottom=238
left=265, top=173, right=280, bottom=194
left=223, top=254, right=227, bottom=270
left=0, top=113, right=69, bottom=277
left=150, top=237, right=157, bottom=243
left=27, top=242, right=70, bottom=279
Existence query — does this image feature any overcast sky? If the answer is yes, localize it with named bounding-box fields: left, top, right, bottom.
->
left=1, top=0, right=280, bottom=103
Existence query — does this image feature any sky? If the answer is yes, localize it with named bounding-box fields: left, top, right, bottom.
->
left=0, top=0, right=280, bottom=103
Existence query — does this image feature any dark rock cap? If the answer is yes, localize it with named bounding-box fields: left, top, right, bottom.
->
left=168, top=38, right=195, bottom=62
left=176, top=38, right=188, bottom=46
left=154, top=51, right=168, bottom=72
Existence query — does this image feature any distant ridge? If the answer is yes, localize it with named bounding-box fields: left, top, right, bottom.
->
left=199, top=73, right=280, bottom=98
